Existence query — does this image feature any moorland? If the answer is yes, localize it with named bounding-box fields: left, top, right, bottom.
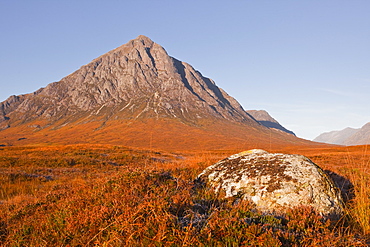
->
left=0, top=143, right=369, bottom=246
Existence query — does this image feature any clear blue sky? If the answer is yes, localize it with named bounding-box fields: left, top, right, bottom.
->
left=1, top=1, right=370, bottom=140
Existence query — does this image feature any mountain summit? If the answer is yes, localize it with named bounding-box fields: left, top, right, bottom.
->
left=1, top=35, right=254, bottom=127
left=0, top=35, right=310, bottom=150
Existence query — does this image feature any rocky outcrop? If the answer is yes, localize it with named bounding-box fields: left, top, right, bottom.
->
left=247, top=110, right=295, bottom=136
left=0, top=95, right=26, bottom=121
left=196, top=149, right=344, bottom=218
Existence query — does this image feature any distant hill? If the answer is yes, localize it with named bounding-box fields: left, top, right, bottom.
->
left=344, top=123, right=370, bottom=145
left=314, top=127, right=359, bottom=145
left=246, top=110, right=295, bottom=136
left=314, top=123, right=370, bottom=145
left=0, top=35, right=315, bottom=150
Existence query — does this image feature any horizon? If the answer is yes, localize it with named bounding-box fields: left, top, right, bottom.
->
left=1, top=1, right=369, bottom=140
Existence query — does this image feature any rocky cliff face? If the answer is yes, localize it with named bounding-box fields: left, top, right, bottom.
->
left=0, top=35, right=256, bottom=129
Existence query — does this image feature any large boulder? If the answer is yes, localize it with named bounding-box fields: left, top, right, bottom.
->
left=196, top=149, right=344, bottom=218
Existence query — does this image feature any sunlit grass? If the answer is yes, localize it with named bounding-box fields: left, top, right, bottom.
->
left=0, top=144, right=368, bottom=246
left=344, top=146, right=370, bottom=236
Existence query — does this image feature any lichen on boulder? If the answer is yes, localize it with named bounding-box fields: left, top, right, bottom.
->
left=196, top=149, right=344, bottom=218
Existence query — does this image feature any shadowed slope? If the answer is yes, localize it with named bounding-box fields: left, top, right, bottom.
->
left=247, top=110, right=295, bottom=136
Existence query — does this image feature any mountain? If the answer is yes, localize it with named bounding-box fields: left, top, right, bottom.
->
left=314, top=123, right=370, bottom=145
left=343, top=122, right=370, bottom=145
left=0, top=35, right=313, bottom=150
left=313, top=127, right=359, bottom=145
left=246, top=110, right=295, bottom=136
left=0, top=35, right=253, bottom=127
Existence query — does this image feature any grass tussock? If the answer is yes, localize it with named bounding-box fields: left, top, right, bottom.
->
left=0, top=144, right=369, bottom=246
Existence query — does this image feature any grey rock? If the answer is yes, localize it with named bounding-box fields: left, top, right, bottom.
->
left=196, top=149, right=344, bottom=218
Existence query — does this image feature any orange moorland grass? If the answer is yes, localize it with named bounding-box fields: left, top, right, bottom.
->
left=288, top=145, right=370, bottom=239
left=328, top=145, right=370, bottom=237
left=0, top=144, right=368, bottom=246
left=0, top=117, right=316, bottom=151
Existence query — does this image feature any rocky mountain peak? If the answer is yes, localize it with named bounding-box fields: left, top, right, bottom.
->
left=0, top=35, right=313, bottom=149
left=132, top=35, right=155, bottom=46
left=0, top=35, right=257, bottom=130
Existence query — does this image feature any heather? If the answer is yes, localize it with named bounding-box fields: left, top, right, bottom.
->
left=0, top=145, right=368, bottom=246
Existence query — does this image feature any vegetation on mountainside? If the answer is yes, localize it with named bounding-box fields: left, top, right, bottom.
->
left=0, top=145, right=368, bottom=246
